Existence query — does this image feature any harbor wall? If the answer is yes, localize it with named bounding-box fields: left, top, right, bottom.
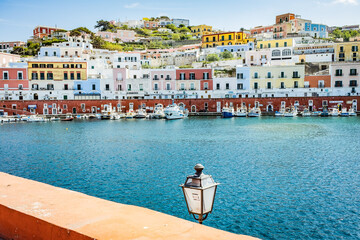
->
left=0, top=172, right=257, bottom=240
left=0, top=96, right=359, bottom=115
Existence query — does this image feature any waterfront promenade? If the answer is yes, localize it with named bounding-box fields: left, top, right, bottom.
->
left=0, top=172, right=257, bottom=240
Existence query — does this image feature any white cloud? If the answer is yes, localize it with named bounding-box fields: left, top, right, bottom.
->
left=332, top=0, right=358, bottom=5
left=124, top=2, right=140, bottom=9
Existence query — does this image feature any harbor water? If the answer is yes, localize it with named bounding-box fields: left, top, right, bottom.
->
left=1, top=117, right=360, bottom=239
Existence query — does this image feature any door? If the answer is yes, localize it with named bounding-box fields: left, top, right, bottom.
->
left=191, top=105, right=196, bottom=112
left=216, top=102, right=221, bottom=112
left=92, top=106, right=97, bottom=113
left=267, top=105, right=273, bottom=112
left=72, top=108, right=77, bottom=114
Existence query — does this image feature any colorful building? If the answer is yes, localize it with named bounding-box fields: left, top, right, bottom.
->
left=0, top=53, right=20, bottom=67
left=0, top=41, right=26, bottom=53
left=304, top=75, right=331, bottom=88
left=202, top=32, right=254, bottom=48
left=175, top=68, right=213, bottom=93
left=28, top=61, right=87, bottom=81
left=334, top=42, right=360, bottom=62
left=330, top=62, right=360, bottom=96
left=276, top=13, right=295, bottom=24
left=144, top=21, right=159, bottom=29
left=33, top=26, right=65, bottom=38
left=96, top=30, right=136, bottom=43
left=191, top=25, right=213, bottom=38
left=257, top=38, right=293, bottom=49
left=0, top=67, right=29, bottom=100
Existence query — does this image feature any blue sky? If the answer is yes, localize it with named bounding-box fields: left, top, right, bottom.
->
left=0, top=0, right=359, bottom=42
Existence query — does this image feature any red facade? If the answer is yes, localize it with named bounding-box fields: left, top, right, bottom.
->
left=175, top=69, right=212, bottom=80
left=305, top=75, right=331, bottom=88
left=33, top=26, right=63, bottom=38
left=0, top=68, right=29, bottom=90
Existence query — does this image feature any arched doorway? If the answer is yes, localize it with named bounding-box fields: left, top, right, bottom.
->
left=34, top=93, right=38, bottom=100
left=72, top=108, right=77, bottom=114
left=191, top=105, right=196, bottom=113
left=267, top=104, right=273, bottom=112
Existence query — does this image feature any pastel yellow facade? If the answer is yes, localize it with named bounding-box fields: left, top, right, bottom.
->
left=176, top=80, right=200, bottom=91
left=191, top=25, right=213, bottom=38
left=250, top=65, right=305, bottom=90
left=28, top=61, right=87, bottom=81
left=256, top=38, right=293, bottom=49
left=334, top=42, right=360, bottom=62
left=202, top=32, right=254, bottom=48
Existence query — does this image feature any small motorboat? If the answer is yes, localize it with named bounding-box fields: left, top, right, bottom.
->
left=235, top=105, right=247, bottom=117
left=134, top=108, right=147, bottom=118
left=164, top=103, right=186, bottom=120
left=320, top=109, right=329, bottom=117
left=340, top=108, right=349, bottom=117
left=329, top=108, right=340, bottom=117
left=275, top=108, right=285, bottom=117
left=301, top=108, right=311, bottom=117
left=348, top=108, right=357, bottom=116
left=284, top=107, right=298, bottom=117
left=248, top=107, right=261, bottom=117
left=61, top=115, right=74, bottom=121
left=222, top=105, right=235, bottom=118
left=153, top=104, right=165, bottom=119
left=50, top=117, right=60, bottom=121
left=311, top=111, right=321, bottom=117
left=126, top=109, right=135, bottom=119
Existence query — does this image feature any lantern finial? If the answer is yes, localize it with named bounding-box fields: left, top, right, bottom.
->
left=194, top=164, right=204, bottom=177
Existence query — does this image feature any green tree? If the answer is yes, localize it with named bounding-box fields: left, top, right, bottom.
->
left=179, top=27, right=190, bottom=33
left=172, top=33, right=180, bottom=41
left=95, top=20, right=116, bottom=31
left=166, top=24, right=178, bottom=33
left=120, top=25, right=129, bottom=30
left=91, top=36, right=105, bottom=48
left=220, top=51, right=233, bottom=59
left=206, top=54, right=220, bottom=62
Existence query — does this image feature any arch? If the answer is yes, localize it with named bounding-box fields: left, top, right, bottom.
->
left=191, top=105, right=196, bottom=113
left=282, top=49, right=291, bottom=56
left=178, top=102, right=185, bottom=109
left=267, top=104, right=273, bottom=112
left=272, top=50, right=280, bottom=57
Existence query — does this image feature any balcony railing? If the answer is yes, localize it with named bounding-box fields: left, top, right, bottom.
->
left=266, top=76, right=273, bottom=79
left=165, top=77, right=171, bottom=80
left=116, top=78, right=123, bottom=81
left=335, top=73, right=343, bottom=76
left=318, top=84, right=325, bottom=88
left=349, top=84, right=358, bottom=87
left=349, top=73, right=358, bottom=76
left=335, top=84, right=343, bottom=87
left=153, top=78, right=159, bottom=80
left=292, top=75, right=300, bottom=78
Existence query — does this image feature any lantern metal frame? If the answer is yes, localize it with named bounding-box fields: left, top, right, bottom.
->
left=180, top=164, right=219, bottom=224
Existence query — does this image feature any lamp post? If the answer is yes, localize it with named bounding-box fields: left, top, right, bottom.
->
left=180, top=164, right=219, bottom=224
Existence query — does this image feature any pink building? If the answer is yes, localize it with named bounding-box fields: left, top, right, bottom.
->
left=250, top=26, right=274, bottom=36
left=96, top=30, right=136, bottom=43
left=0, top=68, right=29, bottom=100
left=144, top=21, right=159, bottom=29
left=150, top=69, right=176, bottom=91
left=0, top=53, right=20, bottom=67
left=113, top=68, right=127, bottom=92
left=245, top=49, right=271, bottom=66
left=0, top=41, right=26, bottom=51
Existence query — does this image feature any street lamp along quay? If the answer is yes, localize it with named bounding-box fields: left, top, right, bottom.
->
left=180, top=164, right=219, bottom=224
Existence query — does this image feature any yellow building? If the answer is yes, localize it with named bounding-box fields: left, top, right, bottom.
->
left=256, top=38, right=293, bottom=49
left=335, top=42, right=360, bottom=62
left=250, top=65, right=305, bottom=90
left=28, top=61, right=87, bottom=81
left=202, top=31, right=254, bottom=48
left=191, top=25, right=213, bottom=38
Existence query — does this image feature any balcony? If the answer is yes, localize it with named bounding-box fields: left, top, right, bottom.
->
left=349, top=84, right=358, bottom=87
left=116, top=78, right=123, bottom=81
left=165, top=77, right=171, bottom=80
left=153, top=78, right=159, bottom=80
left=349, top=73, right=358, bottom=76
left=335, top=84, right=343, bottom=87
left=318, top=84, right=325, bottom=88
left=335, top=73, right=343, bottom=76
left=279, top=75, right=287, bottom=78
left=292, top=75, right=300, bottom=79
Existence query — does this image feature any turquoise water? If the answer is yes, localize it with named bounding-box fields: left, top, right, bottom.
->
left=1, top=117, right=360, bottom=239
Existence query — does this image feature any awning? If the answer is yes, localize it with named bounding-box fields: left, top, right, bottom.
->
left=28, top=105, right=37, bottom=109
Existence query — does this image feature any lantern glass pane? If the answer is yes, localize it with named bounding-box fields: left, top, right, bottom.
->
left=186, top=178, right=201, bottom=187
left=202, top=176, right=215, bottom=188
left=203, top=185, right=216, bottom=213
left=184, top=188, right=202, bottom=214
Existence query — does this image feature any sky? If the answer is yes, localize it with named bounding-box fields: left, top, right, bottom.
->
left=0, top=0, right=359, bottom=42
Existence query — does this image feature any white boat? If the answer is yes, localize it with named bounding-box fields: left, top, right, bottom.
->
left=340, top=108, right=349, bottom=117
left=235, top=105, right=247, bottom=117
left=275, top=108, right=285, bottom=117
left=153, top=104, right=165, bottom=119
left=284, top=107, right=298, bottom=117
left=349, top=108, right=357, bottom=116
left=134, top=109, right=147, bottom=118
left=50, top=117, right=60, bottom=121
left=301, top=108, right=311, bottom=117
left=28, top=115, right=45, bottom=122
left=126, top=109, right=135, bottom=119
left=329, top=108, right=340, bottom=117
left=222, top=106, right=235, bottom=118
left=248, top=107, right=261, bottom=117
left=164, top=103, right=186, bottom=120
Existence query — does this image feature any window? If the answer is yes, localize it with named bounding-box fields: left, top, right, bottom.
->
left=267, top=72, right=272, bottom=78
left=190, top=83, right=195, bottom=90
left=154, top=83, right=158, bottom=90
left=64, top=72, right=68, bottom=80
left=260, top=44, right=263, bottom=49
left=294, top=81, right=298, bottom=88
left=237, top=73, right=243, bottom=79
left=40, top=72, right=45, bottom=80
left=350, top=80, right=357, bottom=87
left=53, top=51, right=56, bottom=56
left=254, top=72, right=259, bottom=78
left=237, top=83, right=243, bottom=90
left=180, top=73, right=185, bottom=80
left=284, top=42, right=287, bottom=47
left=272, top=50, right=281, bottom=57
left=280, top=82, right=285, bottom=89
left=47, top=84, right=54, bottom=90
left=189, top=73, right=195, bottom=80
left=64, top=84, right=68, bottom=90
left=335, top=69, right=343, bottom=76
left=77, top=72, right=81, bottom=80
left=280, top=72, right=285, bottom=78
left=117, top=85, right=122, bottom=91
left=32, top=72, right=38, bottom=80
left=181, top=83, right=185, bottom=90
left=105, top=84, right=110, bottom=91
left=203, top=72, right=209, bottom=80
left=128, top=84, right=132, bottom=91
left=350, top=69, right=357, bottom=76
left=268, top=43, right=271, bottom=48
left=335, top=80, right=343, bottom=87
left=265, top=82, right=271, bottom=89
left=282, top=49, right=291, bottom=56
left=352, top=46, right=358, bottom=52
left=18, top=84, right=23, bottom=90
left=166, top=83, right=171, bottom=90
left=293, top=71, right=300, bottom=78
left=340, top=46, right=344, bottom=52
left=70, top=73, right=74, bottom=80
left=204, top=82, right=208, bottom=90
left=63, top=64, right=69, bottom=68
left=77, top=84, right=81, bottom=90
left=254, top=82, right=258, bottom=89
left=32, top=64, right=39, bottom=68
left=275, top=42, right=279, bottom=47
left=92, top=84, right=96, bottom=90
left=3, top=71, right=8, bottom=80
left=216, top=83, right=220, bottom=90
left=47, top=73, right=53, bottom=80
left=154, top=74, right=159, bottom=80
left=47, top=64, right=53, bottom=68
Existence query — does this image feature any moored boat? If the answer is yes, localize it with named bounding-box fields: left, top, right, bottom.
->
left=235, top=105, right=247, bottom=117
left=284, top=107, right=298, bottom=117
left=248, top=107, right=261, bottom=117
left=153, top=104, right=165, bottom=119
left=164, top=103, right=186, bottom=120
left=301, top=108, right=311, bottom=117
left=222, top=106, right=235, bottom=118
left=134, top=108, right=147, bottom=118
left=125, top=109, right=135, bottom=119
left=348, top=108, right=357, bottom=116
left=329, top=108, right=340, bottom=117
